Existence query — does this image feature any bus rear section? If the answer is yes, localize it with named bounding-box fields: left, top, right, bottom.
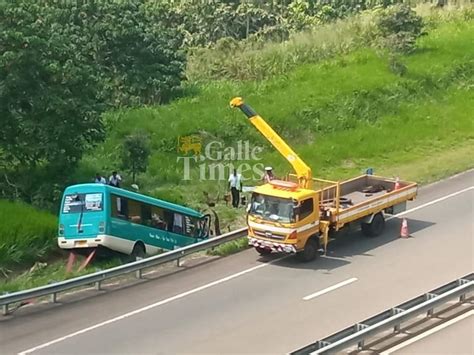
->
left=58, top=186, right=107, bottom=251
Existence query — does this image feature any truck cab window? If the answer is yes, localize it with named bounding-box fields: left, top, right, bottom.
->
left=298, top=198, right=313, bottom=221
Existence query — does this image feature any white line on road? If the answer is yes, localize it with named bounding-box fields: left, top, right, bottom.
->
left=303, top=278, right=358, bottom=301
left=380, top=309, right=474, bottom=354
left=386, top=186, right=473, bottom=221
left=18, top=186, right=473, bottom=354
left=18, top=256, right=286, bottom=355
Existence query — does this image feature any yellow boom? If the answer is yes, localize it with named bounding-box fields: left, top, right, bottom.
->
left=230, top=97, right=313, bottom=189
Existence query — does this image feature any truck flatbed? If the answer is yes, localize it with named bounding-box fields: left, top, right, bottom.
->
left=315, top=174, right=417, bottom=228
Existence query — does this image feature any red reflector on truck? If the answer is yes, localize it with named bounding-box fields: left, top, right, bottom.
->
left=288, top=231, right=297, bottom=240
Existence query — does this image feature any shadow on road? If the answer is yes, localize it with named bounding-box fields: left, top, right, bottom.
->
left=270, top=217, right=435, bottom=271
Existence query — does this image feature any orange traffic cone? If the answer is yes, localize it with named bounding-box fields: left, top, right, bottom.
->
left=400, top=218, right=409, bottom=238
left=394, top=177, right=401, bottom=190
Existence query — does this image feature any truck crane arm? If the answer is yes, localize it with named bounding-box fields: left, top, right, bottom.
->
left=230, top=97, right=313, bottom=189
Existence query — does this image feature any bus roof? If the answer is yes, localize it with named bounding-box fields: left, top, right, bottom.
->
left=63, top=184, right=204, bottom=218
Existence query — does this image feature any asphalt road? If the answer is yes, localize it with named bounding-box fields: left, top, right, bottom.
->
left=1, top=170, right=473, bottom=355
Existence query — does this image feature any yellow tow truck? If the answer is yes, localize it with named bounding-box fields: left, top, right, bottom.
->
left=230, top=97, right=418, bottom=262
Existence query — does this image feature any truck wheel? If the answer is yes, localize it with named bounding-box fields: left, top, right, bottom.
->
left=361, top=213, right=385, bottom=237
left=255, top=246, right=272, bottom=255
left=297, top=239, right=319, bottom=262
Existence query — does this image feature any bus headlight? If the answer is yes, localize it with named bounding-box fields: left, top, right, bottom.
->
left=99, top=221, right=105, bottom=233
left=59, top=224, right=64, bottom=235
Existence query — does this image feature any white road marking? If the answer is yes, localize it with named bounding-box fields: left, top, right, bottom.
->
left=386, top=186, right=473, bottom=221
left=18, top=256, right=286, bottom=355
left=303, top=278, right=358, bottom=301
left=380, top=309, right=474, bottom=354
left=17, top=186, right=474, bottom=354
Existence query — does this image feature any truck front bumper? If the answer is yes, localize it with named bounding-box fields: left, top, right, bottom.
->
left=248, top=237, right=297, bottom=253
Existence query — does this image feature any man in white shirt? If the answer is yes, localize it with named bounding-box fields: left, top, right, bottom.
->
left=263, top=166, right=275, bottom=183
left=109, top=171, right=122, bottom=187
left=94, top=173, right=106, bottom=184
left=228, top=168, right=243, bottom=208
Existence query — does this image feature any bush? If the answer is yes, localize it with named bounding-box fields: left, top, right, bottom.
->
left=186, top=13, right=377, bottom=81
left=376, top=4, right=425, bottom=54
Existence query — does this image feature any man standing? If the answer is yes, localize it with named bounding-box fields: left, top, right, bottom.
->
left=94, top=173, right=106, bottom=184
left=263, top=166, right=275, bottom=183
left=109, top=171, right=122, bottom=188
left=228, top=168, right=242, bottom=208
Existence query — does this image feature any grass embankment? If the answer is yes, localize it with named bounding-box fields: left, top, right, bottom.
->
left=0, top=200, right=58, bottom=274
left=0, top=257, right=121, bottom=293
left=84, top=19, right=474, bottom=208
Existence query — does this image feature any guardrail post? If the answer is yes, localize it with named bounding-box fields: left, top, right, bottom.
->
left=95, top=281, right=101, bottom=291
left=50, top=292, right=57, bottom=303
left=357, top=339, right=365, bottom=350
left=459, top=293, right=465, bottom=302
left=2, top=303, right=8, bottom=316
left=135, top=269, right=142, bottom=279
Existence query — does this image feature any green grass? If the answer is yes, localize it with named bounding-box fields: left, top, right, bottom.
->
left=207, top=237, right=250, bottom=257
left=0, top=200, right=58, bottom=272
left=0, top=257, right=121, bottom=293
left=82, top=20, right=473, bottom=198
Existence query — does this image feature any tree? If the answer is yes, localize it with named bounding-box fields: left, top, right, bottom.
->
left=120, top=133, right=151, bottom=184
left=85, top=1, right=186, bottom=106
left=0, top=1, right=105, bottom=203
left=0, top=0, right=186, bottom=207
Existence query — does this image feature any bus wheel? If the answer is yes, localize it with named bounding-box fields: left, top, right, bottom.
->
left=297, top=238, right=319, bottom=262
left=131, top=242, right=146, bottom=260
left=255, top=246, right=271, bottom=256
left=361, top=213, right=385, bottom=237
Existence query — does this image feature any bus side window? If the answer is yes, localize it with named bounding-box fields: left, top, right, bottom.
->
left=141, top=204, right=152, bottom=226
left=127, top=199, right=142, bottom=224
left=112, top=195, right=128, bottom=219
left=151, top=206, right=167, bottom=231
left=184, top=216, right=197, bottom=237
left=163, top=210, right=174, bottom=232
left=172, top=213, right=184, bottom=235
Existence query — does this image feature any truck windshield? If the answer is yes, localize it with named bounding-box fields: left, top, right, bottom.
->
left=62, top=193, right=103, bottom=214
left=249, top=193, right=294, bottom=223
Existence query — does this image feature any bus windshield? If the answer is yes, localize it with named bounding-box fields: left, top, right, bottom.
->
left=62, top=193, right=103, bottom=214
left=249, top=193, right=295, bottom=223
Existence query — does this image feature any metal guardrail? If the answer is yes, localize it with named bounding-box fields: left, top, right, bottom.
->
left=1, top=227, right=248, bottom=315
left=291, top=273, right=474, bottom=355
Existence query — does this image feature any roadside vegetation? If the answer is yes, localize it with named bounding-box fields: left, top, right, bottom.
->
left=1, top=2, right=473, bottom=292
left=0, top=201, right=58, bottom=276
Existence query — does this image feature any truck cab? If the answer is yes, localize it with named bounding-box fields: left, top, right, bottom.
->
left=247, top=180, right=321, bottom=259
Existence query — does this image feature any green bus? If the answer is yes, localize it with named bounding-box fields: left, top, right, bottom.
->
left=58, top=183, right=211, bottom=258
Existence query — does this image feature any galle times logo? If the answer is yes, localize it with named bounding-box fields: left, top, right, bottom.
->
left=177, top=135, right=265, bottom=181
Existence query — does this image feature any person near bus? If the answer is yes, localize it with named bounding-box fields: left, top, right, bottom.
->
left=263, top=166, right=275, bottom=183
left=228, top=168, right=243, bottom=208
left=109, top=171, right=122, bottom=187
left=94, top=173, right=106, bottom=184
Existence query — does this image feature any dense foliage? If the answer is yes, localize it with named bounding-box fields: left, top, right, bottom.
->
left=0, top=0, right=185, bottom=208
